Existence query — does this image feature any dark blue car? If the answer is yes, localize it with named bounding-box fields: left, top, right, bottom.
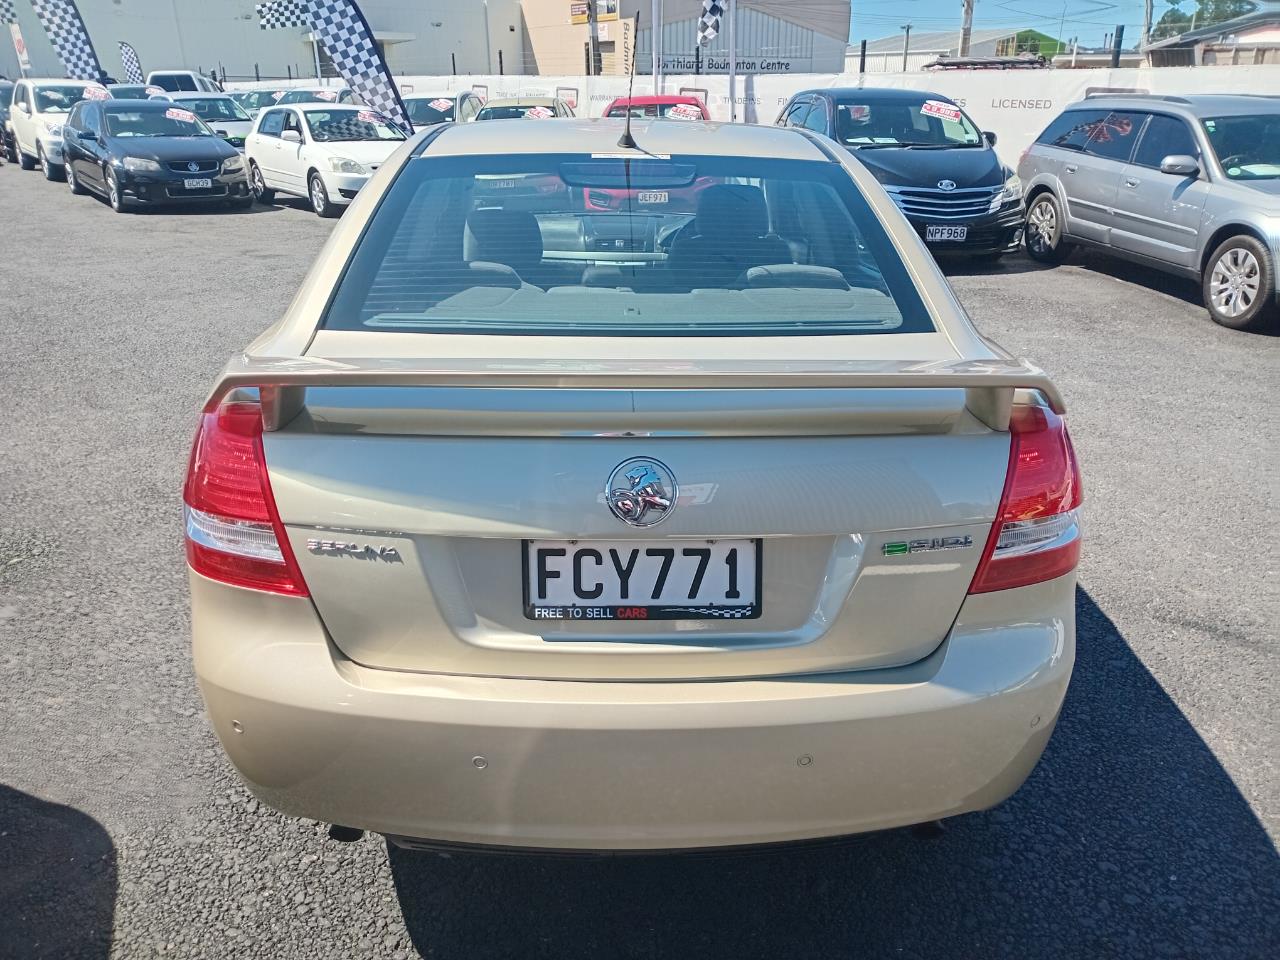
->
left=61, top=98, right=252, bottom=213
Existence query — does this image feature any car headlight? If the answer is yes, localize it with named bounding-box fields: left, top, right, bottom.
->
left=221, top=155, right=245, bottom=174
left=42, top=121, right=64, bottom=137
left=1001, top=172, right=1023, bottom=203
left=122, top=157, right=162, bottom=173
left=327, top=157, right=367, bottom=175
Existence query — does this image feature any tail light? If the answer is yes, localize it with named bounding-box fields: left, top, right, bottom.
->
left=183, top=399, right=309, bottom=596
left=969, top=401, right=1082, bottom=594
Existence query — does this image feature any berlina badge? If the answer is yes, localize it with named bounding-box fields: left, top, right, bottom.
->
left=605, top=458, right=677, bottom=527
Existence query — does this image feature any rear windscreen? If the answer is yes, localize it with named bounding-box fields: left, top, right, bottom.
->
left=322, top=153, right=932, bottom=337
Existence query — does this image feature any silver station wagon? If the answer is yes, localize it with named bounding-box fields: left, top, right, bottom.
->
left=1019, top=94, right=1280, bottom=332
left=185, top=118, right=1083, bottom=852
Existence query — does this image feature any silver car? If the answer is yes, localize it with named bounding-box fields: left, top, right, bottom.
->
left=1019, top=94, right=1280, bottom=332
left=186, top=119, right=1082, bottom=852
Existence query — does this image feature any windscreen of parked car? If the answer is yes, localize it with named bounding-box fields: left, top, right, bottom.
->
left=304, top=110, right=406, bottom=142
left=231, top=90, right=282, bottom=112
left=323, top=154, right=933, bottom=337
left=476, top=105, right=554, bottom=120
left=407, top=97, right=455, bottom=125
left=279, top=89, right=343, bottom=104
left=103, top=106, right=216, bottom=138
left=34, top=85, right=93, bottom=113
left=107, top=85, right=152, bottom=99
left=179, top=97, right=251, bottom=122
left=834, top=97, right=983, bottom=148
left=607, top=103, right=705, bottom=120
left=1202, top=113, right=1280, bottom=180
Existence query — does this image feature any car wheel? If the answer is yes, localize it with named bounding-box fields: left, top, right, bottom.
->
left=16, top=142, right=36, bottom=170
left=5, top=135, right=18, bottom=164
left=1024, top=193, right=1072, bottom=265
left=38, top=146, right=63, bottom=182
left=1203, top=235, right=1277, bottom=332
left=250, top=162, right=274, bottom=204
left=310, top=172, right=338, bottom=218
left=67, top=161, right=86, bottom=195
left=105, top=167, right=130, bottom=213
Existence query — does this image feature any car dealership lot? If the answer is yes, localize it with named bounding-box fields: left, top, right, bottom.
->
left=0, top=164, right=1276, bottom=959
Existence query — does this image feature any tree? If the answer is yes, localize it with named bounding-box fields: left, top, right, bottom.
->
left=1151, top=0, right=1256, bottom=41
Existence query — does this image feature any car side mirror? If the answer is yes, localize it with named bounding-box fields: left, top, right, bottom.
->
left=1160, top=154, right=1199, bottom=177
left=281, top=129, right=302, bottom=143
left=79, top=129, right=97, bottom=141
left=983, top=131, right=997, bottom=147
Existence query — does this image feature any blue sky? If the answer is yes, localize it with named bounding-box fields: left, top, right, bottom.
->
left=850, top=0, right=1156, bottom=49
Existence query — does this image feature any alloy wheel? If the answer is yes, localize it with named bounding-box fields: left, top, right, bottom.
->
left=310, top=176, right=326, bottom=215
left=1209, top=247, right=1261, bottom=319
left=1027, top=198, right=1056, bottom=254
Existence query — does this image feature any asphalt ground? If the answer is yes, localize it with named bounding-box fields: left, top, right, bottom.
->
left=0, top=160, right=1277, bottom=960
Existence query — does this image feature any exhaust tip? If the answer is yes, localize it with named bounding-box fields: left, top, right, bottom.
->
left=328, top=824, right=364, bottom=843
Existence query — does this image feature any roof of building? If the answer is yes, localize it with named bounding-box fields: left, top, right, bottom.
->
left=1145, top=8, right=1280, bottom=50
left=854, top=28, right=1017, bottom=55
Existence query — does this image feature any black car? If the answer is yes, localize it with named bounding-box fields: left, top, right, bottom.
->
left=61, top=99, right=251, bottom=213
left=0, top=80, right=14, bottom=163
left=778, top=88, right=1024, bottom=260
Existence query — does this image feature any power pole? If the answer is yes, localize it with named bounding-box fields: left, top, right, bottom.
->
left=1142, top=0, right=1153, bottom=49
left=901, top=23, right=912, bottom=72
left=958, top=0, right=975, bottom=58
left=587, top=0, right=601, bottom=76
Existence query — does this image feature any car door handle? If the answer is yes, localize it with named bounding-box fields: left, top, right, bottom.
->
left=1124, top=177, right=1140, bottom=187
left=1065, top=163, right=1078, bottom=174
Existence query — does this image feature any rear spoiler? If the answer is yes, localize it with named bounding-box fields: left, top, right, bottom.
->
left=204, top=355, right=1065, bottom=433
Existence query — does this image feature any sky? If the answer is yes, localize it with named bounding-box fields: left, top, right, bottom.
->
left=849, top=0, right=1157, bottom=49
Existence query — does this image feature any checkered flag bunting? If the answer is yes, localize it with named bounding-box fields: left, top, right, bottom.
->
left=30, top=0, right=106, bottom=81
left=1, top=1, right=16, bottom=25
left=697, top=0, right=724, bottom=46
left=118, top=40, right=143, bottom=84
left=304, top=0, right=412, bottom=133
left=256, top=0, right=309, bottom=30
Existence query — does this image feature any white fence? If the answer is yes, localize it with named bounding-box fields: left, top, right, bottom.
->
left=229, top=65, right=1280, bottom=166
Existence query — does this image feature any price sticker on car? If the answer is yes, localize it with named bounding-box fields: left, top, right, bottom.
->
left=666, top=103, right=703, bottom=121
left=83, top=84, right=109, bottom=101
left=921, top=99, right=962, bottom=123
left=524, top=106, right=554, bottom=119
left=165, top=108, right=197, bottom=122
left=315, top=90, right=339, bottom=101
left=430, top=98, right=453, bottom=111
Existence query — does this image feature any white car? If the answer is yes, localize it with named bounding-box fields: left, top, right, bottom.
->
left=146, top=70, right=222, bottom=93
left=245, top=103, right=407, bottom=217
left=155, top=92, right=254, bottom=151
left=403, top=91, right=485, bottom=127
left=8, top=78, right=104, bottom=180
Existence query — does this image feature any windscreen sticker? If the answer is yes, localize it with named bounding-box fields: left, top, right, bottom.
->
left=524, top=106, right=554, bottom=119
left=429, top=98, right=453, bottom=111
left=165, top=107, right=197, bottom=123
left=921, top=99, right=962, bottom=122
left=315, top=90, right=339, bottom=101
left=666, top=103, right=703, bottom=121
left=145, top=85, right=166, bottom=96
left=357, top=110, right=387, bottom=124
left=272, top=90, right=286, bottom=101
left=83, top=84, right=109, bottom=100
left=845, top=104, right=870, bottom=122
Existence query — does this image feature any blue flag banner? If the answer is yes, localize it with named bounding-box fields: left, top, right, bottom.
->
left=30, top=0, right=107, bottom=82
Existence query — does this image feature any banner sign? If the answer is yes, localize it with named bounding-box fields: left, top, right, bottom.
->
left=30, top=0, right=107, bottom=82
left=118, top=40, right=144, bottom=84
left=256, top=0, right=413, bottom=133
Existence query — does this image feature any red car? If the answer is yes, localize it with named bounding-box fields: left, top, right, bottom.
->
left=602, top=95, right=710, bottom=121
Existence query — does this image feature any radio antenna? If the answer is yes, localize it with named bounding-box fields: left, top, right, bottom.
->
left=617, top=11, right=641, bottom=149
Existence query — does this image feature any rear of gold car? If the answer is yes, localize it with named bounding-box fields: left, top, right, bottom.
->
left=186, top=122, right=1081, bottom=851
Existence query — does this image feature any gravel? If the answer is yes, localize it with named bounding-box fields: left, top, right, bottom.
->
left=0, top=162, right=1276, bottom=960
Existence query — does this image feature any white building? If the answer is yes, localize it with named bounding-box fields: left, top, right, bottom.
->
left=1, top=0, right=524, bottom=82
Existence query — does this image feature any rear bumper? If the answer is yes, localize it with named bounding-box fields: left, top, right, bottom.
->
left=193, top=571, right=1074, bottom=851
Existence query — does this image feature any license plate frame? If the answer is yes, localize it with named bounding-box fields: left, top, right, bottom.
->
left=926, top=224, right=968, bottom=242
left=184, top=178, right=213, bottom=190
left=522, top=538, right=762, bottom=622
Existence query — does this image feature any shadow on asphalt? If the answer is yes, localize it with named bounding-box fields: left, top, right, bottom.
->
left=943, top=250, right=1203, bottom=307
left=0, top=786, right=116, bottom=959
left=387, top=588, right=1279, bottom=959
